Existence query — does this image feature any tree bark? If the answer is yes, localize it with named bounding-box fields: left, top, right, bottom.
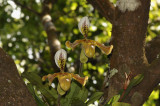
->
left=109, top=0, right=150, bottom=104
left=88, top=0, right=160, bottom=106
left=145, top=36, right=160, bottom=63
left=0, top=48, right=37, bottom=106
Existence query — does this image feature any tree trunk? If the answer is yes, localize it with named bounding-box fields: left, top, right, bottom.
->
left=109, top=0, right=151, bottom=105
left=88, top=0, right=160, bottom=105
left=0, top=48, right=37, bottom=106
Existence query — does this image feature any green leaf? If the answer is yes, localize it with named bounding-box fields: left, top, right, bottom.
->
left=86, top=92, right=104, bottom=105
left=60, top=81, right=88, bottom=106
left=76, top=87, right=88, bottom=102
left=107, top=94, right=120, bottom=105
left=71, top=98, right=87, bottom=106
left=22, top=72, right=58, bottom=101
left=112, top=102, right=131, bottom=106
left=122, top=74, right=144, bottom=100
left=112, top=95, right=121, bottom=104
left=34, top=94, right=47, bottom=106
left=130, top=74, right=144, bottom=87
left=27, top=83, right=47, bottom=106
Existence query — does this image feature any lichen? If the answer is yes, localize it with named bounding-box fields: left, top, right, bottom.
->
left=109, top=68, right=118, bottom=78
left=116, top=0, right=141, bottom=12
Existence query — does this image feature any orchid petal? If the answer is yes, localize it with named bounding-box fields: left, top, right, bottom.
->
left=65, top=40, right=84, bottom=50
left=42, top=73, right=58, bottom=86
left=80, top=48, right=88, bottom=63
left=58, top=74, right=72, bottom=91
left=57, top=83, right=66, bottom=95
left=54, top=49, right=67, bottom=71
left=71, top=73, right=88, bottom=86
left=78, top=16, right=90, bottom=37
left=82, top=43, right=95, bottom=58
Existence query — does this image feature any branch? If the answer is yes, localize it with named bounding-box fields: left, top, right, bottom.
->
left=87, top=0, right=115, bottom=23
left=149, top=57, right=160, bottom=76
left=41, top=0, right=61, bottom=72
left=0, top=48, right=37, bottom=105
left=145, top=35, right=160, bottom=63
left=12, top=0, right=40, bottom=16
left=41, top=0, right=57, bottom=15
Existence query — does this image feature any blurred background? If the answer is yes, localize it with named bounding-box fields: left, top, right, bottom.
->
left=0, top=0, right=159, bottom=105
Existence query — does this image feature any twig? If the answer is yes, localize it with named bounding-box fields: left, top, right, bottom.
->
left=79, top=62, right=83, bottom=76
left=87, top=0, right=115, bottom=23
left=12, top=0, right=41, bottom=16
left=57, top=94, right=61, bottom=106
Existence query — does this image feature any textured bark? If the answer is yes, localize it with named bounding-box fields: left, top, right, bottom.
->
left=88, top=0, right=160, bottom=106
left=87, top=0, right=115, bottom=23
left=0, top=48, right=37, bottom=106
left=109, top=0, right=150, bottom=103
left=145, top=36, right=160, bottom=63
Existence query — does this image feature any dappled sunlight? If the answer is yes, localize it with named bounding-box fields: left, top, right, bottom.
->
left=0, top=0, right=159, bottom=105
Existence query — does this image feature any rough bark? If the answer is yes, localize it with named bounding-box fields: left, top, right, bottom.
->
left=87, top=0, right=115, bottom=23
left=145, top=36, right=160, bottom=63
left=0, top=48, right=37, bottom=106
left=88, top=0, right=160, bottom=106
left=109, top=0, right=150, bottom=104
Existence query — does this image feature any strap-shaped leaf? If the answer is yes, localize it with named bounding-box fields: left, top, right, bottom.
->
left=122, top=74, right=144, bottom=100
left=27, top=83, right=47, bottom=106
left=60, top=81, right=88, bottom=106
left=86, top=91, right=104, bottom=105
left=112, top=102, right=131, bottom=106
left=107, top=94, right=120, bottom=105
left=22, top=72, right=58, bottom=101
left=71, top=98, right=87, bottom=106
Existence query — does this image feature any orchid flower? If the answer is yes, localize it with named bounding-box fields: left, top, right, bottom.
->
left=42, top=49, right=88, bottom=95
left=66, top=16, right=113, bottom=63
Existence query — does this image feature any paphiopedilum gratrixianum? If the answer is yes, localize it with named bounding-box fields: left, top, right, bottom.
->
left=65, top=16, right=113, bottom=63
left=42, top=49, right=88, bottom=95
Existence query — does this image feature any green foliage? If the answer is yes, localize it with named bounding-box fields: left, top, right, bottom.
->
left=122, top=74, right=144, bottom=100
left=112, top=102, right=131, bottom=106
left=107, top=95, right=121, bottom=105
left=143, top=89, right=160, bottom=106
left=27, top=83, right=47, bottom=106
left=22, top=72, right=58, bottom=105
left=86, top=92, right=103, bottom=105
left=146, top=0, right=160, bottom=42
left=60, top=81, right=88, bottom=106
left=0, top=0, right=160, bottom=105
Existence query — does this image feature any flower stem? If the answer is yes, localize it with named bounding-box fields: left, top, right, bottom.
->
left=57, top=94, right=61, bottom=106
left=79, top=62, right=83, bottom=76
